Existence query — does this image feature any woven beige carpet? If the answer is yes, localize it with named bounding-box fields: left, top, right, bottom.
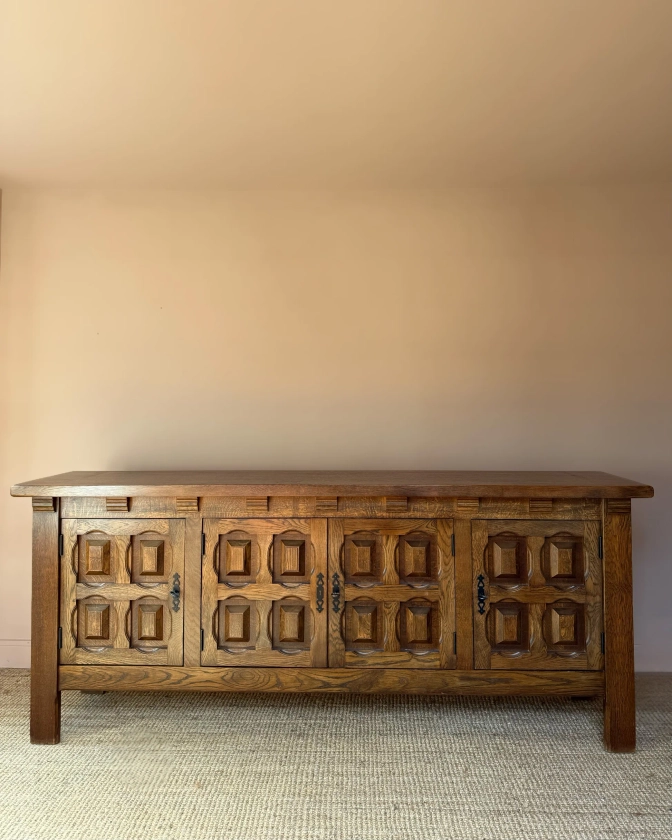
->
left=0, top=671, right=670, bottom=840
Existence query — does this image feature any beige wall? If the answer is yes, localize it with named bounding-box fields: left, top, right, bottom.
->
left=1, top=186, right=670, bottom=669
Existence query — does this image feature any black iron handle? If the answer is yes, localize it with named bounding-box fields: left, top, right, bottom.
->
left=316, top=572, right=325, bottom=613
left=169, top=573, right=181, bottom=612
left=477, top=574, right=487, bottom=615
left=332, top=573, right=342, bottom=613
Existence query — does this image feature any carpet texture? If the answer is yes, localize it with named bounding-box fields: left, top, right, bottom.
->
left=0, top=670, right=670, bottom=840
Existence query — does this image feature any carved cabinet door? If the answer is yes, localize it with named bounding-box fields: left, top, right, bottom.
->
left=328, top=519, right=456, bottom=668
left=472, top=520, right=603, bottom=670
left=201, top=518, right=327, bottom=667
left=60, top=519, right=185, bottom=665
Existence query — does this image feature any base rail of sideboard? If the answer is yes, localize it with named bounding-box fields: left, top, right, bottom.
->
left=59, top=666, right=604, bottom=696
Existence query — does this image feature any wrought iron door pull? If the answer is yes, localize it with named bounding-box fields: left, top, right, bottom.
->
left=169, top=573, right=181, bottom=612
left=477, top=574, right=487, bottom=615
left=316, top=572, right=325, bottom=612
left=332, top=573, right=341, bottom=613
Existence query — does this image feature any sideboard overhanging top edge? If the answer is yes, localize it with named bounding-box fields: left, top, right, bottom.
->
left=10, top=470, right=654, bottom=499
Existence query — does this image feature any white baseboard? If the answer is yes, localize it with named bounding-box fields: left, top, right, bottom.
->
left=0, top=640, right=31, bottom=668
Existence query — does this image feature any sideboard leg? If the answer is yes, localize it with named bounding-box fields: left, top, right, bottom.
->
left=602, top=500, right=635, bottom=752
left=30, top=502, right=61, bottom=744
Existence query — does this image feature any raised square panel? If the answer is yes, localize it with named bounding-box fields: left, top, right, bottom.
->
left=131, top=536, right=167, bottom=583
left=398, top=535, right=437, bottom=585
left=543, top=601, right=586, bottom=655
left=273, top=532, right=310, bottom=584
left=78, top=535, right=114, bottom=583
left=487, top=534, right=528, bottom=587
left=487, top=601, right=530, bottom=654
left=344, top=533, right=383, bottom=585
left=82, top=539, right=110, bottom=576
left=217, top=598, right=257, bottom=651
left=399, top=599, right=439, bottom=652
left=77, top=597, right=115, bottom=647
left=344, top=600, right=383, bottom=652
left=225, top=540, right=251, bottom=576
left=218, top=532, right=257, bottom=585
left=272, top=598, right=311, bottom=651
left=137, top=604, right=163, bottom=640
left=131, top=598, right=168, bottom=649
left=541, top=534, right=584, bottom=588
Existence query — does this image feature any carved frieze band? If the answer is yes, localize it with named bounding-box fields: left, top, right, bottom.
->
left=106, top=497, right=129, bottom=512
left=529, top=499, right=553, bottom=513
left=606, top=499, right=631, bottom=515
left=32, top=496, right=55, bottom=511
left=457, top=498, right=480, bottom=512
left=176, top=497, right=200, bottom=512
left=315, top=496, right=338, bottom=512
left=246, top=497, right=269, bottom=512
left=385, top=496, right=408, bottom=512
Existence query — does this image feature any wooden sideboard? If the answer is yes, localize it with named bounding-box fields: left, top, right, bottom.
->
left=11, top=470, right=653, bottom=751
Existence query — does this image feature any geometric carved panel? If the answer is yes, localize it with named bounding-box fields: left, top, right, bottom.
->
left=202, top=517, right=326, bottom=668
left=329, top=517, right=455, bottom=670
left=399, top=599, right=439, bottom=652
left=271, top=598, right=311, bottom=651
left=398, top=535, right=437, bottom=585
left=344, top=599, right=384, bottom=652
left=218, top=532, right=257, bottom=585
left=486, top=601, right=530, bottom=654
left=78, top=535, right=113, bottom=583
left=543, top=601, right=586, bottom=655
left=344, top=533, right=383, bottom=585
left=131, top=598, right=168, bottom=648
left=61, top=518, right=185, bottom=667
left=131, top=535, right=167, bottom=583
left=472, top=519, right=602, bottom=671
left=217, top=598, right=257, bottom=651
left=541, top=534, right=584, bottom=588
left=486, top=534, right=528, bottom=587
left=272, top=532, right=311, bottom=584
left=77, top=597, right=115, bottom=647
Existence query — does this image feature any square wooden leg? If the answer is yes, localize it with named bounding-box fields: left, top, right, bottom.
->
left=30, top=502, right=61, bottom=744
left=602, top=500, right=636, bottom=752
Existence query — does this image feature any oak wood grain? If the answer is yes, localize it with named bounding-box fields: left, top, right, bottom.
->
left=487, top=588, right=587, bottom=604
left=343, top=650, right=442, bottom=669
left=454, top=519, right=474, bottom=669
left=183, top=515, right=203, bottom=666
left=74, top=582, right=170, bottom=600
left=473, top=520, right=603, bottom=671
left=58, top=665, right=605, bottom=695
left=11, top=470, right=654, bottom=499
left=60, top=519, right=185, bottom=667
left=342, top=584, right=441, bottom=602
left=201, top=518, right=327, bottom=668
left=57, top=495, right=604, bottom=522
left=328, top=519, right=455, bottom=670
left=328, top=519, right=345, bottom=667
left=31, top=505, right=61, bottom=744
left=602, top=500, right=636, bottom=752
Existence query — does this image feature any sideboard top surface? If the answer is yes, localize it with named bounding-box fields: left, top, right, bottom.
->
left=10, top=470, right=654, bottom=499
